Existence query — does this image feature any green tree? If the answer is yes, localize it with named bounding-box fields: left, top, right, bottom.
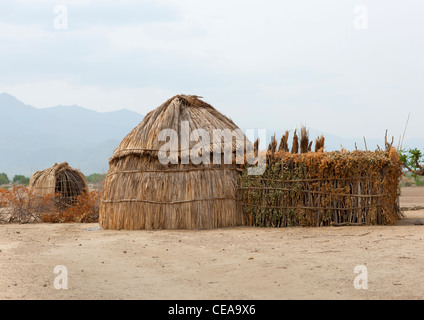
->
left=400, top=148, right=424, bottom=186
left=400, top=148, right=424, bottom=179
left=85, top=173, right=106, bottom=185
left=0, top=173, right=10, bottom=185
left=12, top=175, right=30, bottom=186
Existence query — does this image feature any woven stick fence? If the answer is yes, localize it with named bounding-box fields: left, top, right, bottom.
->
left=240, top=135, right=402, bottom=227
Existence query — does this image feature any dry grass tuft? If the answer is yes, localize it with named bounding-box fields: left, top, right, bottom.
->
left=291, top=130, right=299, bottom=154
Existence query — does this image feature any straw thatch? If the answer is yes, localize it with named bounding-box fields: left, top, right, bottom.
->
left=29, top=162, right=88, bottom=204
left=100, top=95, right=249, bottom=230
left=315, top=135, right=325, bottom=152
left=300, top=127, right=310, bottom=153
left=278, top=130, right=290, bottom=152
left=291, top=130, right=299, bottom=154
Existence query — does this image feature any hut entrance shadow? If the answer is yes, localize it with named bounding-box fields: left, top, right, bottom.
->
left=55, top=170, right=86, bottom=206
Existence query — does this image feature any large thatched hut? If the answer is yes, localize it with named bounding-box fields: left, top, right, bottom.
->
left=29, top=162, right=88, bottom=204
left=100, top=95, right=249, bottom=230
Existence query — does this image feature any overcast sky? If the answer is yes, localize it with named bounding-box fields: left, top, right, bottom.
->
left=0, top=0, right=423, bottom=140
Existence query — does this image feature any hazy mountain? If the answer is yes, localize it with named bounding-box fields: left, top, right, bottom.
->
left=1, top=92, right=422, bottom=179
left=0, top=93, right=143, bottom=178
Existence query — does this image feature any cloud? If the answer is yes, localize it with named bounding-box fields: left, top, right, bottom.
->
left=0, top=0, right=179, bottom=28
left=0, top=79, right=176, bottom=113
left=0, top=0, right=423, bottom=141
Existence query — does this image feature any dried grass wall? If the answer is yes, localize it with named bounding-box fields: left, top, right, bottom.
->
left=99, top=95, right=248, bottom=230
left=240, top=148, right=403, bottom=227
left=100, top=156, right=244, bottom=230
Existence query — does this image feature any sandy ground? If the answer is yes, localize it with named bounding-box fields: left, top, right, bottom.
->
left=1, top=187, right=423, bottom=300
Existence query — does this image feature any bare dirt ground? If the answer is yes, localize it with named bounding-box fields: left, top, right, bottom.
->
left=1, top=187, right=423, bottom=300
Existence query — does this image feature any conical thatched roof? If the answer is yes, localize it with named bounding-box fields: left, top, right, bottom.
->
left=100, top=95, right=249, bottom=230
left=110, top=94, right=247, bottom=163
left=29, top=162, right=88, bottom=201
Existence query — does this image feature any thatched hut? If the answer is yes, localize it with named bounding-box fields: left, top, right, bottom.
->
left=29, top=162, right=88, bottom=204
left=100, top=95, right=249, bottom=230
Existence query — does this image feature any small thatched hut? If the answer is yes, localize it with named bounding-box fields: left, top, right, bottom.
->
left=29, top=162, right=88, bottom=204
left=100, top=95, right=249, bottom=230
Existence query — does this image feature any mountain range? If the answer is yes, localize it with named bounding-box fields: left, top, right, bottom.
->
left=0, top=93, right=143, bottom=178
left=0, top=92, right=421, bottom=178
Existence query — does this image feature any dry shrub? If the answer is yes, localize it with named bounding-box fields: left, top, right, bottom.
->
left=40, top=190, right=100, bottom=223
left=0, top=188, right=9, bottom=208
left=0, top=185, right=100, bottom=224
left=1, top=185, right=48, bottom=223
left=62, top=190, right=100, bottom=223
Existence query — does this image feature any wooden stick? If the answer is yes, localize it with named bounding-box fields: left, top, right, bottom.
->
left=237, top=186, right=388, bottom=198
left=357, top=181, right=362, bottom=225
left=400, top=112, right=410, bottom=151
left=317, top=181, right=321, bottom=227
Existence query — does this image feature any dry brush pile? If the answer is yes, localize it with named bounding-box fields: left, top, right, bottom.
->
left=0, top=186, right=100, bottom=224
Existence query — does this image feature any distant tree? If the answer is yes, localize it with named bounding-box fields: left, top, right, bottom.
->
left=0, top=173, right=10, bottom=185
left=85, top=173, right=106, bottom=185
left=400, top=148, right=424, bottom=179
left=12, top=175, right=30, bottom=186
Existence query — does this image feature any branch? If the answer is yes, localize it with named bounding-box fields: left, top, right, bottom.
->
left=403, top=162, right=424, bottom=176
